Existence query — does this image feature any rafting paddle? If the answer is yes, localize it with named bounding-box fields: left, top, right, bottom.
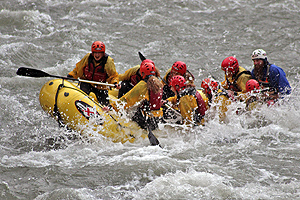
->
left=137, top=53, right=162, bottom=147
left=16, top=67, right=115, bottom=87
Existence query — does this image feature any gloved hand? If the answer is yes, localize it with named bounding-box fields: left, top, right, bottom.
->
left=114, top=83, right=121, bottom=89
left=67, top=74, right=73, bottom=78
left=161, top=100, right=169, bottom=106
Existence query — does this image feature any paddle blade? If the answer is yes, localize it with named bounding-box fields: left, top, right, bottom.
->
left=147, top=126, right=161, bottom=147
left=16, top=67, right=50, bottom=78
left=138, top=52, right=146, bottom=61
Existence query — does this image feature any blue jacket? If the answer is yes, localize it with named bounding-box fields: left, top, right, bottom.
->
left=251, top=64, right=291, bottom=95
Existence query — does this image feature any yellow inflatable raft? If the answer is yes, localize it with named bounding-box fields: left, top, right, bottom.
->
left=39, top=79, right=147, bottom=143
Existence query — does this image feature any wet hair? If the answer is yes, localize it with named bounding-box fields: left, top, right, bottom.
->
left=147, top=76, right=163, bottom=94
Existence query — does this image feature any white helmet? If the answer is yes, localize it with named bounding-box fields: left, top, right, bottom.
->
left=251, top=49, right=267, bottom=60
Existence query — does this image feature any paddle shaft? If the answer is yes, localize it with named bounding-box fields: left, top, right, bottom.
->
left=78, top=79, right=115, bottom=87
left=16, top=67, right=115, bottom=87
left=138, top=52, right=163, bottom=146
left=164, top=103, right=182, bottom=117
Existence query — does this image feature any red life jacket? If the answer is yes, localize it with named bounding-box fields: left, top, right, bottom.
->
left=130, top=69, right=142, bottom=86
left=141, top=77, right=163, bottom=111
left=257, top=65, right=271, bottom=88
left=166, top=72, right=172, bottom=85
left=195, top=90, right=207, bottom=117
left=149, top=89, right=163, bottom=110
left=83, top=54, right=108, bottom=82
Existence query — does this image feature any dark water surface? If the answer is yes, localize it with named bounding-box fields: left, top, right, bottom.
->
left=1, top=0, right=300, bottom=199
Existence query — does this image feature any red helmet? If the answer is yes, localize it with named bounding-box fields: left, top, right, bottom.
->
left=201, top=78, right=218, bottom=90
left=171, top=61, right=187, bottom=75
left=141, top=59, right=155, bottom=66
left=140, top=61, right=156, bottom=79
left=246, top=79, right=260, bottom=92
left=91, top=41, right=105, bottom=53
left=221, top=56, right=239, bottom=73
left=170, top=75, right=186, bottom=92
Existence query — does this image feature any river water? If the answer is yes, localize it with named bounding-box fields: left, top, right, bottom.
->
left=1, top=0, right=300, bottom=199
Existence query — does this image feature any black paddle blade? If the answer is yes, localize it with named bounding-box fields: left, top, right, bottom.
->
left=138, top=52, right=146, bottom=61
left=16, top=67, right=50, bottom=78
left=147, top=126, right=161, bottom=147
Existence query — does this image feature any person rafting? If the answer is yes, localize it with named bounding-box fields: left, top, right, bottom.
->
left=162, top=61, right=195, bottom=100
left=201, top=78, right=219, bottom=104
left=220, top=56, right=252, bottom=100
left=236, top=79, right=264, bottom=114
left=67, top=41, right=121, bottom=106
left=250, top=49, right=291, bottom=100
left=117, top=59, right=161, bottom=98
left=244, top=79, right=262, bottom=110
left=164, top=75, right=206, bottom=125
left=201, top=78, right=232, bottom=123
left=111, top=59, right=164, bottom=131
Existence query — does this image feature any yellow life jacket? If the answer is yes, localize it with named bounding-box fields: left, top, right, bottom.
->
left=221, top=66, right=252, bottom=93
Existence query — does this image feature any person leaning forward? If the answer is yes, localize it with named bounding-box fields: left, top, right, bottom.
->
left=117, top=59, right=161, bottom=98
left=67, top=41, right=120, bottom=106
left=111, top=60, right=164, bottom=131
left=201, top=78, right=231, bottom=123
left=162, top=61, right=195, bottom=100
left=164, top=75, right=207, bottom=125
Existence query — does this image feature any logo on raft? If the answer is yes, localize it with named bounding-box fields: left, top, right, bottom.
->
left=75, top=100, right=104, bottom=125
